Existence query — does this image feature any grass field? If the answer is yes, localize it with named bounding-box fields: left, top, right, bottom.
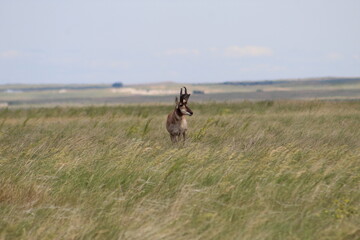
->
left=0, top=101, right=360, bottom=239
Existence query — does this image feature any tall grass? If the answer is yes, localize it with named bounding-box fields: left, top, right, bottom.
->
left=0, top=101, right=359, bottom=239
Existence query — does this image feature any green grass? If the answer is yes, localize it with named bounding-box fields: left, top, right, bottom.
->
left=1, top=101, right=360, bottom=239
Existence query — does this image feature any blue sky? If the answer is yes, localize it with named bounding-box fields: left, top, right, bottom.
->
left=0, top=0, right=359, bottom=84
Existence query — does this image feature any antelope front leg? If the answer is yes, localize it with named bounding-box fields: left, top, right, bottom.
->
left=182, top=132, right=186, bottom=142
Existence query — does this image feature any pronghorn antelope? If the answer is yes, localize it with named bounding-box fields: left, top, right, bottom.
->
left=166, top=87, right=193, bottom=143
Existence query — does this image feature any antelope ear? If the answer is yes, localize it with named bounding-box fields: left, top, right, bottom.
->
left=175, top=97, right=179, bottom=105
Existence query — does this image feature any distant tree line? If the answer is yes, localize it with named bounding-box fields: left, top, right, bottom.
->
left=221, top=78, right=360, bottom=86
left=0, top=85, right=110, bottom=93
left=112, top=82, right=123, bottom=88
left=222, top=80, right=288, bottom=86
left=0, top=82, right=125, bottom=93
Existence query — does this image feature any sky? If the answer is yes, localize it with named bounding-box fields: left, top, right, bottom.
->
left=0, top=0, right=359, bottom=85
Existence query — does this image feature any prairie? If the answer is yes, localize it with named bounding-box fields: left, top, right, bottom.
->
left=1, top=77, right=360, bottom=106
left=0, top=101, right=359, bottom=239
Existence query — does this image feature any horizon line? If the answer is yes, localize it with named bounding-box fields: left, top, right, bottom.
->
left=1, top=76, right=360, bottom=86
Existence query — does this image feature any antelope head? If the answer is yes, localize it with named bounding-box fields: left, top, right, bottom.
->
left=175, top=87, right=193, bottom=116
left=180, top=86, right=191, bottom=105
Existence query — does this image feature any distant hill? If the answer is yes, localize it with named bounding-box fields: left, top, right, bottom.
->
left=1, top=77, right=360, bottom=106
left=221, top=80, right=289, bottom=86
left=220, top=77, right=360, bottom=86
left=0, top=85, right=109, bottom=93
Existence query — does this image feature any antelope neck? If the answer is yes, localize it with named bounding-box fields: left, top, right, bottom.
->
left=175, top=107, right=183, bottom=118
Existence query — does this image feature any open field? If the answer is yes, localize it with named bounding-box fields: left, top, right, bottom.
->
left=0, top=101, right=359, bottom=239
left=1, top=77, right=360, bottom=107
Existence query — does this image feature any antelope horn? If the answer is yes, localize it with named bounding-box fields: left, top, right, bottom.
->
left=180, top=87, right=183, bottom=95
left=183, top=86, right=187, bottom=94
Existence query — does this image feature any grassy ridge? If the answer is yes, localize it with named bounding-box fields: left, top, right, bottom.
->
left=2, top=77, right=360, bottom=106
left=0, top=101, right=360, bottom=239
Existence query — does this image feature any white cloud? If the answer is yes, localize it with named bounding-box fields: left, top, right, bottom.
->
left=0, top=50, right=22, bottom=58
left=168, top=71, right=179, bottom=77
left=88, top=60, right=130, bottom=69
left=239, top=64, right=286, bottom=72
left=208, top=47, right=219, bottom=53
left=109, top=61, right=130, bottom=68
left=224, top=45, right=273, bottom=57
left=164, top=48, right=200, bottom=56
left=326, top=53, right=343, bottom=61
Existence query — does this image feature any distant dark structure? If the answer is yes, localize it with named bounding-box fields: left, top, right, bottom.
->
left=193, top=90, right=205, bottom=94
left=112, top=82, right=123, bottom=88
